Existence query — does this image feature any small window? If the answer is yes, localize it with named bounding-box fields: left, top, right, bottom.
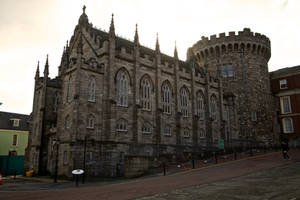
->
left=251, top=112, right=257, bottom=121
left=12, top=119, right=20, bottom=127
left=142, top=122, right=152, bottom=134
left=183, top=129, right=190, bottom=138
left=116, top=119, right=128, bottom=132
left=282, top=118, right=293, bottom=133
left=280, top=79, right=288, bottom=89
left=87, top=115, right=95, bottom=129
left=221, top=65, right=233, bottom=77
left=199, top=130, right=205, bottom=138
left=280, top=96, right=291, bottom=114
left=163, top=126, right=172, bottom=136
left=65, top=115, right=71, bottom=129
left=88, top=78, right=96, bottom=102
left=12, top=134, right=18, bottom=146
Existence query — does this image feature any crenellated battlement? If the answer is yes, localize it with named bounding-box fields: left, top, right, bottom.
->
left=189, top=28, right=271, bottom=62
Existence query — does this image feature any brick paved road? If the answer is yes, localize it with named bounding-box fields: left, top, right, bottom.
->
left=1, top=150, right=299, bottom=200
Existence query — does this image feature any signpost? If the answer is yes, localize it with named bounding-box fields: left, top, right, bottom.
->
left=218, top=139, right=224, bottom=149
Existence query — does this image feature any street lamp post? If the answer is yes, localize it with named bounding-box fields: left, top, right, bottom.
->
left=82, top=135, right=87, bottom=184
left=53, top=138, right=60, bottom=183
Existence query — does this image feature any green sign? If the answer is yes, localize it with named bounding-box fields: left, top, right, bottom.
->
left=218, top=139, right=224, bottom=149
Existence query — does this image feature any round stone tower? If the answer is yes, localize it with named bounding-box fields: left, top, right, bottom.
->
left=188, top=28, right=276, bottom=144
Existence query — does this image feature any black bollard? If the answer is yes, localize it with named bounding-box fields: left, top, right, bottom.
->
left=192, top=159, right=195, bottom=169
left=162, top=162, right=166, bottom=176
left=234, top=151, right=237, bottom=160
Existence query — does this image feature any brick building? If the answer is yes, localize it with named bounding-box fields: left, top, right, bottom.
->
left=270, top=65, right=300, bottom=147
left=25, top=6, right=277, bottom=178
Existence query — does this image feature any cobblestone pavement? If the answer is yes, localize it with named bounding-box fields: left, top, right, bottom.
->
left=137, top=161, right=300, bottom=200
left=0, top=150, right=299, bottom=200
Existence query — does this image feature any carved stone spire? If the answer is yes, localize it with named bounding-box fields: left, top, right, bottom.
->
left=134, top=24, right=139, bottom=45
left=44, top=55, right=49, bottom=78
left=155, top=33, right=160, bottom=53
left=109, top=14, right=115, bottom=38
left=174, top=41, right=178, bottom=59
left=83, top=5, right=86, bottom=14
left=35, top=61, right=40, bottom=81
left=78, top=5, right=89, bottom=26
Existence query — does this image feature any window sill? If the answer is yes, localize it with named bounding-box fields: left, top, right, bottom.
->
left=86, top=127, right=95, bottom=130
left=164, top=134, right=172, bottom=137
left=117, top=104, right=129, bottom=108
left=116, top=130, right=128, bottom=133
left=88, top=100, right=96, bottom=103
left=163, top=112, right=172, bottom=115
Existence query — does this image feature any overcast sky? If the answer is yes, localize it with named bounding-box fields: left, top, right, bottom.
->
left=0, top=0, right=299, bottom=114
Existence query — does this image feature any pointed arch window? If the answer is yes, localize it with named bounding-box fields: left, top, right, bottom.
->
left=180, top=87, right=189, bottom=117
left=162, top=82, right=172, bottom=114
left=142, top=122, right=152, bottom=134
left=87, top=115, right=95, bottom=129
left=67, top=77, right=72, bottom=103
left=183, top=128, right=190, bottom=138
left=196, top=91, right=205, bottom=120
left=199, top=129, right=205, bottom=138
left=116, top=70, right=129, bottom=107
left=88, top=77, right=96, bottom=102
left=65, top=115, right=71, bottom=129
left=210, top=94, right=217, bottom=121
left=141, top=78, right=152, bottom=111
left=116, top=119, right=128, bottom=132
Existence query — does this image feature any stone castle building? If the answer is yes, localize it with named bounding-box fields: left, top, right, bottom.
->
left=188, top=28, right=277, bottom=144
left=25, top=6, right=277, bottom=177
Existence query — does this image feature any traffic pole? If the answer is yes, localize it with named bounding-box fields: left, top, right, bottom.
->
left=0, top=172, right=3, bottom=185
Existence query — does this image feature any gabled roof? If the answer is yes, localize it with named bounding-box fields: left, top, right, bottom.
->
left=0, top=111, right=30, bottom=131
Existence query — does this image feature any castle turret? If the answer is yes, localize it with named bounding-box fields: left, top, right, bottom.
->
left=188, top=28, right=275, bottom=144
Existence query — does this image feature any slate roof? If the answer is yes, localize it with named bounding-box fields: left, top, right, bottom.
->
left=0, top=111, right=30, bottom=131
left=270, top=65, right=300, bottom=79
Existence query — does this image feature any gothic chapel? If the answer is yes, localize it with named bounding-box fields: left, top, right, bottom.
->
left=25, top=6, right=252, bottom=177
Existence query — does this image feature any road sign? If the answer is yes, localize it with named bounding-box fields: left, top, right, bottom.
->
left=218, top=139, right=224, bottom=149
